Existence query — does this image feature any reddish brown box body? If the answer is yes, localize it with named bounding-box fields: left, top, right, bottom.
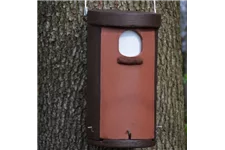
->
left=86, top=10, right=161, bottom=148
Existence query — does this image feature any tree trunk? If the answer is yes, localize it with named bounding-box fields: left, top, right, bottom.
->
left=38, top=1, right=186, bottom=150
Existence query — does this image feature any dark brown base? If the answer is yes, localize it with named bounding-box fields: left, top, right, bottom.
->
left=88, top=139, right=156, bottom=148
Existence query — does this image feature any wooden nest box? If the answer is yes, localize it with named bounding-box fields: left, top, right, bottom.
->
left=86, top=10, right=161, bottom=148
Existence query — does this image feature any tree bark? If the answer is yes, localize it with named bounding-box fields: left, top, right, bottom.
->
left=38, top=1, right=186, bottom=150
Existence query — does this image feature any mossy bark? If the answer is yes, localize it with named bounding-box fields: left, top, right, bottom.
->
left=38, top=1, right=186, bottom=150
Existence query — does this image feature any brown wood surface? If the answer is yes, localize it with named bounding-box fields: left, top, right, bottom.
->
left=88, top=10, right=161, bottom=28
left=100, top=27, right=156, bottom=139
left=86, top=25, right=101, bottom=140
left=117, top=56, right=143, bottom=65
left=88, top=139, right=155, bottom=148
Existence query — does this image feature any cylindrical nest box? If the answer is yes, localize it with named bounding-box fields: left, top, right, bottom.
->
left=86, top=10, right=161, bottom=148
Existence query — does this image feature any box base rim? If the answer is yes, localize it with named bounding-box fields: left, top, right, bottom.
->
left=88, top=139, right=156, bottom=148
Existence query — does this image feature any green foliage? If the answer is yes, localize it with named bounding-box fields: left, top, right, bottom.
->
left=183, top=74, right=187, bottom=84
left=185, top=124, right=187, bottom=134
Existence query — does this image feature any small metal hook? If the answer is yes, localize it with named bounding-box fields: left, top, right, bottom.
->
left=87, top=126, right=94, bottom=132
left=126, top=130, right=132, bottom=139
left=156, top=125, right=163, bottom=134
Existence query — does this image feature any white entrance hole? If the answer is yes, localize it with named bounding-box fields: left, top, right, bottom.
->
left=119, top=30, right=142, bottom=57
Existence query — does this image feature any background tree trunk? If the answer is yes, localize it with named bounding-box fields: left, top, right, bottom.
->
left=38, top=1, right=186, bottom=150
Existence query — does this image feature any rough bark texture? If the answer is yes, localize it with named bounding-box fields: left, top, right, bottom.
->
left=38, top=1, right=186, bottom=150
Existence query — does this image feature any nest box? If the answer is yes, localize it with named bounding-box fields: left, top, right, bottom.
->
left=86, top=10, right=161, bottom=148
